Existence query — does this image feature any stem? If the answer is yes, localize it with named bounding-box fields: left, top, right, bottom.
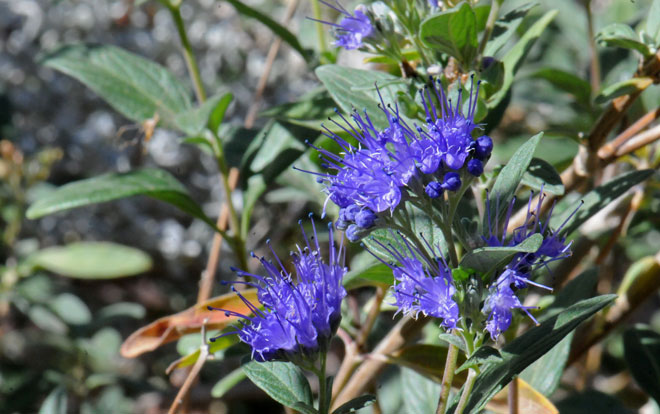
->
left=312, top=0, right=328, bottom=55
left=508, top=377, right=519, bottom=414
left=166, top=1, right=206, bottom=103
left=584, top=0, right=601, bottom=96
left=436, top=333, right=460, bottom=414
left=454, top=368, right=478, bottom=414
left=317, top=352, right=329, bottom=414
left=477, top=0, right=501, bottom=63
left=168, top=324, right=210, bottom=414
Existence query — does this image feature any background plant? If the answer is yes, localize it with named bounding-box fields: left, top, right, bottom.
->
left=1, top=0, right=660, bottom=413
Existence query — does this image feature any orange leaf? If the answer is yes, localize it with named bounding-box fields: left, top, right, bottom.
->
left=120, top=289, right=258, bottom=358
left=486, top=377, right=559, bottom=414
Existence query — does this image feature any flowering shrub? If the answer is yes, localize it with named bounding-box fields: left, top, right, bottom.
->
left=5, top=0, right=660, bottom=413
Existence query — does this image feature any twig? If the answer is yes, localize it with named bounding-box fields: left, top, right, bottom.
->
left=244, top=0, right=300, bottom=128
left=584, top=0, right=601, bottom=95
left=614, top=123, right=660, bottom=158
left=168, top=322, right=211, bottom=414
left=454, top=368, right=478, bottom=414
left=197, top=167, right=240, bottom=303
left=355, top=287, right=386, bottom=348
left=436, top=337, right=460, bottom=414
left=508, top=377, right=519, bottom=414
left=331, top=316, right=428, bottom=410
left=598, top=107, right=660, bottom=161
left=477, top=0, right=502, bottom=63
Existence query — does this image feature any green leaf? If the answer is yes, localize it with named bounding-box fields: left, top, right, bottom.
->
left=343, top=263, right=393, bottom=290
left=555, top=390, right=634, bottom=414
left=460, top=234, right=543, bottom=274
left=487, top=10, right=557, bottom=108
left=208, top=93, right=234, bottom=134
left=293, top=402, right=319, bottom=414
left=30, top=242, right=151, bottom=279
left=242, top=360, right=313, bottom=408
left=26, top=168, right=217, bottom=230
left=260, top=89, right=337, bottom=131
left=647, top=0, right=660, bottom=42
left=420, top=2, right=479, bottom=65
left=457, top=346, right=503, bottom=373
left=550, top=169, right=654, bottom=237
left=531, top=68, right=592, bottom=108
left=521, top=158, right=565, bottom=196
left=596, top=23, right=652, bottom=56
left=225, top=0, right=309, bottom=61
left=623, top=325, right=660, bottom=404
left=450, top=294, right=616, bottom=413
left=41, top=44, right=191, bottom=129
left=51, top=293, right=92, bottom=325
left=484, top=3, right=537, bottom=57
left=315, top=65, right=409, bottom=129
left=487, top=132, right=543, bottom=223
left=173, top=93, right=232, bottom=136
left=595, top=77, right=654, bottom=104
left=211, top=367, right=247, bottom=398
left=332, top=395, right=377, bottom=414
left=519, top=333, right=573, bottom=397
left=39, top=386, right=68, bottom=414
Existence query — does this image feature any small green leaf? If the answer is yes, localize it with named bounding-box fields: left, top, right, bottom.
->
left=647, top=0, right=660, bottom=42
left=623, top=325, right=660, bottom=404
left=315, top=65, right=410, bottom=129
left=225, top=0, right=310, bottom=60
left=31, top=242, right=151, bottom=279
left=487, top=132, right=543, bottom=223
left=39, top=386, right=68, bottom=414
left=173, top=93, right=232, bottom=136
left=488, top=10, right=557, bottom=108
left=26, top=168, right=217, bottom=230
left=343, top=263, right=393, bottom=290
left=208, top=93, right=234, bottom=134
left=242, top=360, right=313, bottom=408
left=332, top=395, right=377, bottom=414
left=51, top=293, right=92, bottom=325
left=450, top=294, right=616, bottom=413
left=293, top=401, right=319, bottom=414
left=550, top=169, right=654, bottom=237
left=522, top=158, right=565, bottom=196
left=211, top=367, right=247, bottom=398
left=260, top=89, right=337, bottom=131
left=420, top=2, right=479, bottom=65
left=460, top=234, right=543, bottom=275
left=484, top=3, right=537, bottom=57
left=41, top=44, right=191, bottom=129
left=596, top=23, right=652, bottom=56
left=595, top=77, right=654, bottom=104
left=531, top=68, right=592, bottom=108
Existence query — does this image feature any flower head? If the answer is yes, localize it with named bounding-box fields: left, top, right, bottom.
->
left=209, top=219, right=347, bottom=362
left=481, top=189, right=581, bottom=339
left=315, top=1, right=374, bottom=50
left=367, top=233, right=459, bottom=330
left=300, top=78, right=491, bottom=241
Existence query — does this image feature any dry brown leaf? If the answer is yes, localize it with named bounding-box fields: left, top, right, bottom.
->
left=120, top=289, right=258, bottom=358
left=486, top=377, right=559, bottom=414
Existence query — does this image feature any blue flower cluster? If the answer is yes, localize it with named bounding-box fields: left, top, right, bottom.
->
left=210, top=220, right=347, bottom=362
left=307, top=79, right=492, bottom=241
left=316, top=1, right=374, bottom=50
left=368, top=235, right=459, bottom=330
left=482, top=191, right=576, bottom=339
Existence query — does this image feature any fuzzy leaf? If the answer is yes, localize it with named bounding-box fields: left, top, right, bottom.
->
left=242, top=360, right=313, bottom=408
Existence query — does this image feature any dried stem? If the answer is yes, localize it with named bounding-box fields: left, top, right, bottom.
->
left=356, top=287, right=386, bottom=348
left=508, top=377, right=519, bottom=414
left=331, top=316, right=428, bottom=410
left=197, top=167, right=240, bottom=303
left=168, top=324, right=210, bottom=414
left=244, top=0, right=300, bottom=128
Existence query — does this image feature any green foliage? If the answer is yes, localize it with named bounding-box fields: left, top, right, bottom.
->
left=420, top=2, right=479, bottom=66
left=242, top=360, right=314, bottom=409
left=623, top=325, right=660, bottom=404
left=460, top=234, right=543, bottom=275
left=29, top=242, right=152, bottom=279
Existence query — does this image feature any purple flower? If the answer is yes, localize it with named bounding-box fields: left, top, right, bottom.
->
left=367, top=235, right=459, bottom=330
left=481, top=189, right=581, bottom=339
left=315, top=1, right=374, bottom=50
left=297, top=78, right=490, bottom=241
left=209, top=220, right=347, bottom=362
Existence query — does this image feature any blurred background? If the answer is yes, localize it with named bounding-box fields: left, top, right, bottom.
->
left=1, top=0, right=659, bottom=413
